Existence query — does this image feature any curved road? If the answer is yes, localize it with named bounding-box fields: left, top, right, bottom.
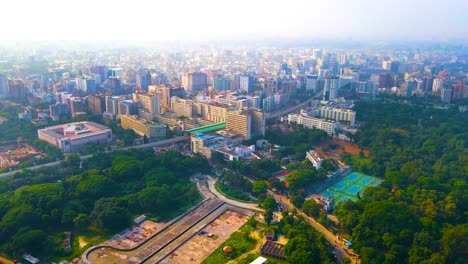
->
left=205, top=176, right=264, bottom=212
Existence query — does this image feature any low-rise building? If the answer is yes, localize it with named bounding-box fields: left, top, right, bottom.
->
left=38, top=122, right=112, bottom=152
left=306, top=150, right=323, bottom=169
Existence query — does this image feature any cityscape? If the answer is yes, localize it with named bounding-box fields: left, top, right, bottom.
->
left=0, top=1, right=467, bottom=264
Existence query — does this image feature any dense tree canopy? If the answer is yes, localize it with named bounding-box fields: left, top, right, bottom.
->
left=0, top=149, right=206, bottom=259
left=336, top=100, right=468, bottom=263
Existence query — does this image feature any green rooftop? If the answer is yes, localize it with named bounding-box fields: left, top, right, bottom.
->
left=186, top=123, right=226, bottom=133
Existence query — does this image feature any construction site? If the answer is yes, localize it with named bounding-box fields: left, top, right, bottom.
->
left=0, top=138, right=45, bottom=168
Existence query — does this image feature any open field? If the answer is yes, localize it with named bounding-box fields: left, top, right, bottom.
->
left=161, top=210, right=249, bottom=264
left=316, top=138, right=369, bottom=161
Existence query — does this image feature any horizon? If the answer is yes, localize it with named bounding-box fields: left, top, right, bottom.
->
left=1, top=0, right=467, bottom=43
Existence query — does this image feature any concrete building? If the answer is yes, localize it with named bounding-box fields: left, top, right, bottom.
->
left=288, top=113, right=339, bottom=135
left=118, top=100, right=139, bottom=116
left=306, top=75, right=318, bottom=92
left=213, top=77, right=231, bottom=91
left=38, top=122, right=112, bottom=152
left=190, top=129, right=243, bottom=158
left=133, top=92, right=160, bottom=117
left=88, top=94, right=106, bottom=114
left=171, top=96, right=194, bottom=118
left=194, top=102, right=228, bottom=123
left=441, top=87, right=453, bottom=103
left=49, top=103, right=68, bottom=121
left=432, top=78, right=443, bottom=93
left=251, top=109, right=266, bottom=136
left=185, top=72, right=208, bottom=92
left=317, top=106, right=356, bottom=126
left=323, top=76, right=339, bottom=101
left=226, top=110, right=251, bottom=140
left=306, top=150, right=323, bottom=169
left=105, top=95, right=123, bottom=116
left=121, top=115, right=166, bottom=140
left=239, top=75, right=253, bottom=93
left=0, top=74, right=8, bottom=98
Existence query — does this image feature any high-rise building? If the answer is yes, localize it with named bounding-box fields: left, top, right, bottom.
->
left=0, top=74, right=8, bottom=98
left=323, top=76, right=339, bottom=101
left=382, top=61, right=392, bottom=70
left=226, top=110, right=251, bottom=140
left=306, top=75, right=318, bottom=92
left=103, top=77, right=121, bottom=93
left=90, top=66, right=108, bottom=84
left=76, top=78, right=96, bottom=93
left=133, top=92, right=160, bottom=116
left=136, top=71, right=151, bottom=92
left=88, top=94, right=106, bottom=114
left=339, top=76, right=354, bottom=90
left=390, top=61, right=400, bottom=74
left=337, top=54, right=347, bottom=65
left=171, top=97, right=193, bottom=118
left=7, top=79, right=27, bottom=98
left=49, top=103, right=69, bottom=121
left=105, top=96, right=123, bottom=116
left=230, top=74, right=241, bottom=91
left=312, top=49, right=323, bottom=59
left=251, top=109, right=265, bottom=136
left=213, top=77, right=231, bottom=91
left=239, top=75, right=253, bottom=93
left=70, top=98, right=86, bottom=117
left=422, top=76, right=434, bottom=93
left=378, top=73, right=393, bottom=88
left=118, top=100, right=139, bottom=116
left=441, top=87, right=453, bottom=103
left=186, top=72, right=208, bottom=93
left=432, top=78, right=443, bottom=93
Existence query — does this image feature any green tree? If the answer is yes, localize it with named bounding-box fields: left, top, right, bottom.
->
left=90, top=198, right=131, bottom=231
left=302, top=199, right=320, bottom=218
left=252, top=181, right=267, bottom=195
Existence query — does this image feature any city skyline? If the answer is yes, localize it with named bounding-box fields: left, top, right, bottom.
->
left=1, top=0, right=467, bottom=43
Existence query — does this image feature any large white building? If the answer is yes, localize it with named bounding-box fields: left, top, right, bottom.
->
left=38, top=122, right=112, bottom=152
left=316, top=106, right=356, bottom=126
left=288, top=113, right=339, bottom=135
left=306, top=150, right=323, bottom=169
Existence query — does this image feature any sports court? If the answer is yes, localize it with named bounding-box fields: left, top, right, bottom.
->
left=275, top=171, right=290, bottom=187
left=320, top=172, right=382, bottom=203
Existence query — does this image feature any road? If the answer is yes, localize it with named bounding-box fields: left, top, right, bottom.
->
left=268, top=190, right=360, bottom=264
left=205, top=176, right=265, bottom=212
left=265, top=90, right=323, bottom=120
left=0, top=135, right=189, bottom=179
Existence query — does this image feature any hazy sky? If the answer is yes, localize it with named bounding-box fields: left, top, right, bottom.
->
left=1, top=0, right=467, bottom=42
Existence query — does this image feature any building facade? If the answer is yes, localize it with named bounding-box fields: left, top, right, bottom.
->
left=38, top=122, right=112, bottom=152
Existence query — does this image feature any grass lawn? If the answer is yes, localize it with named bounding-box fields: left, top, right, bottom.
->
left=202, top=224, right=257, bottom=264
left=216, top=181, right=257, bottom=203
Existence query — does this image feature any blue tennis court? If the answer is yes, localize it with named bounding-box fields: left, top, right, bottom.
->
left=319, top=172, right=382, bottom=203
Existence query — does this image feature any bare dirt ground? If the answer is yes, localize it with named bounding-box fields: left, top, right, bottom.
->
left=106, top=220, right=167, bottom=249
left=161, top=210, right=249, bottom=264
left=316, top=138, right=369, bottom=161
